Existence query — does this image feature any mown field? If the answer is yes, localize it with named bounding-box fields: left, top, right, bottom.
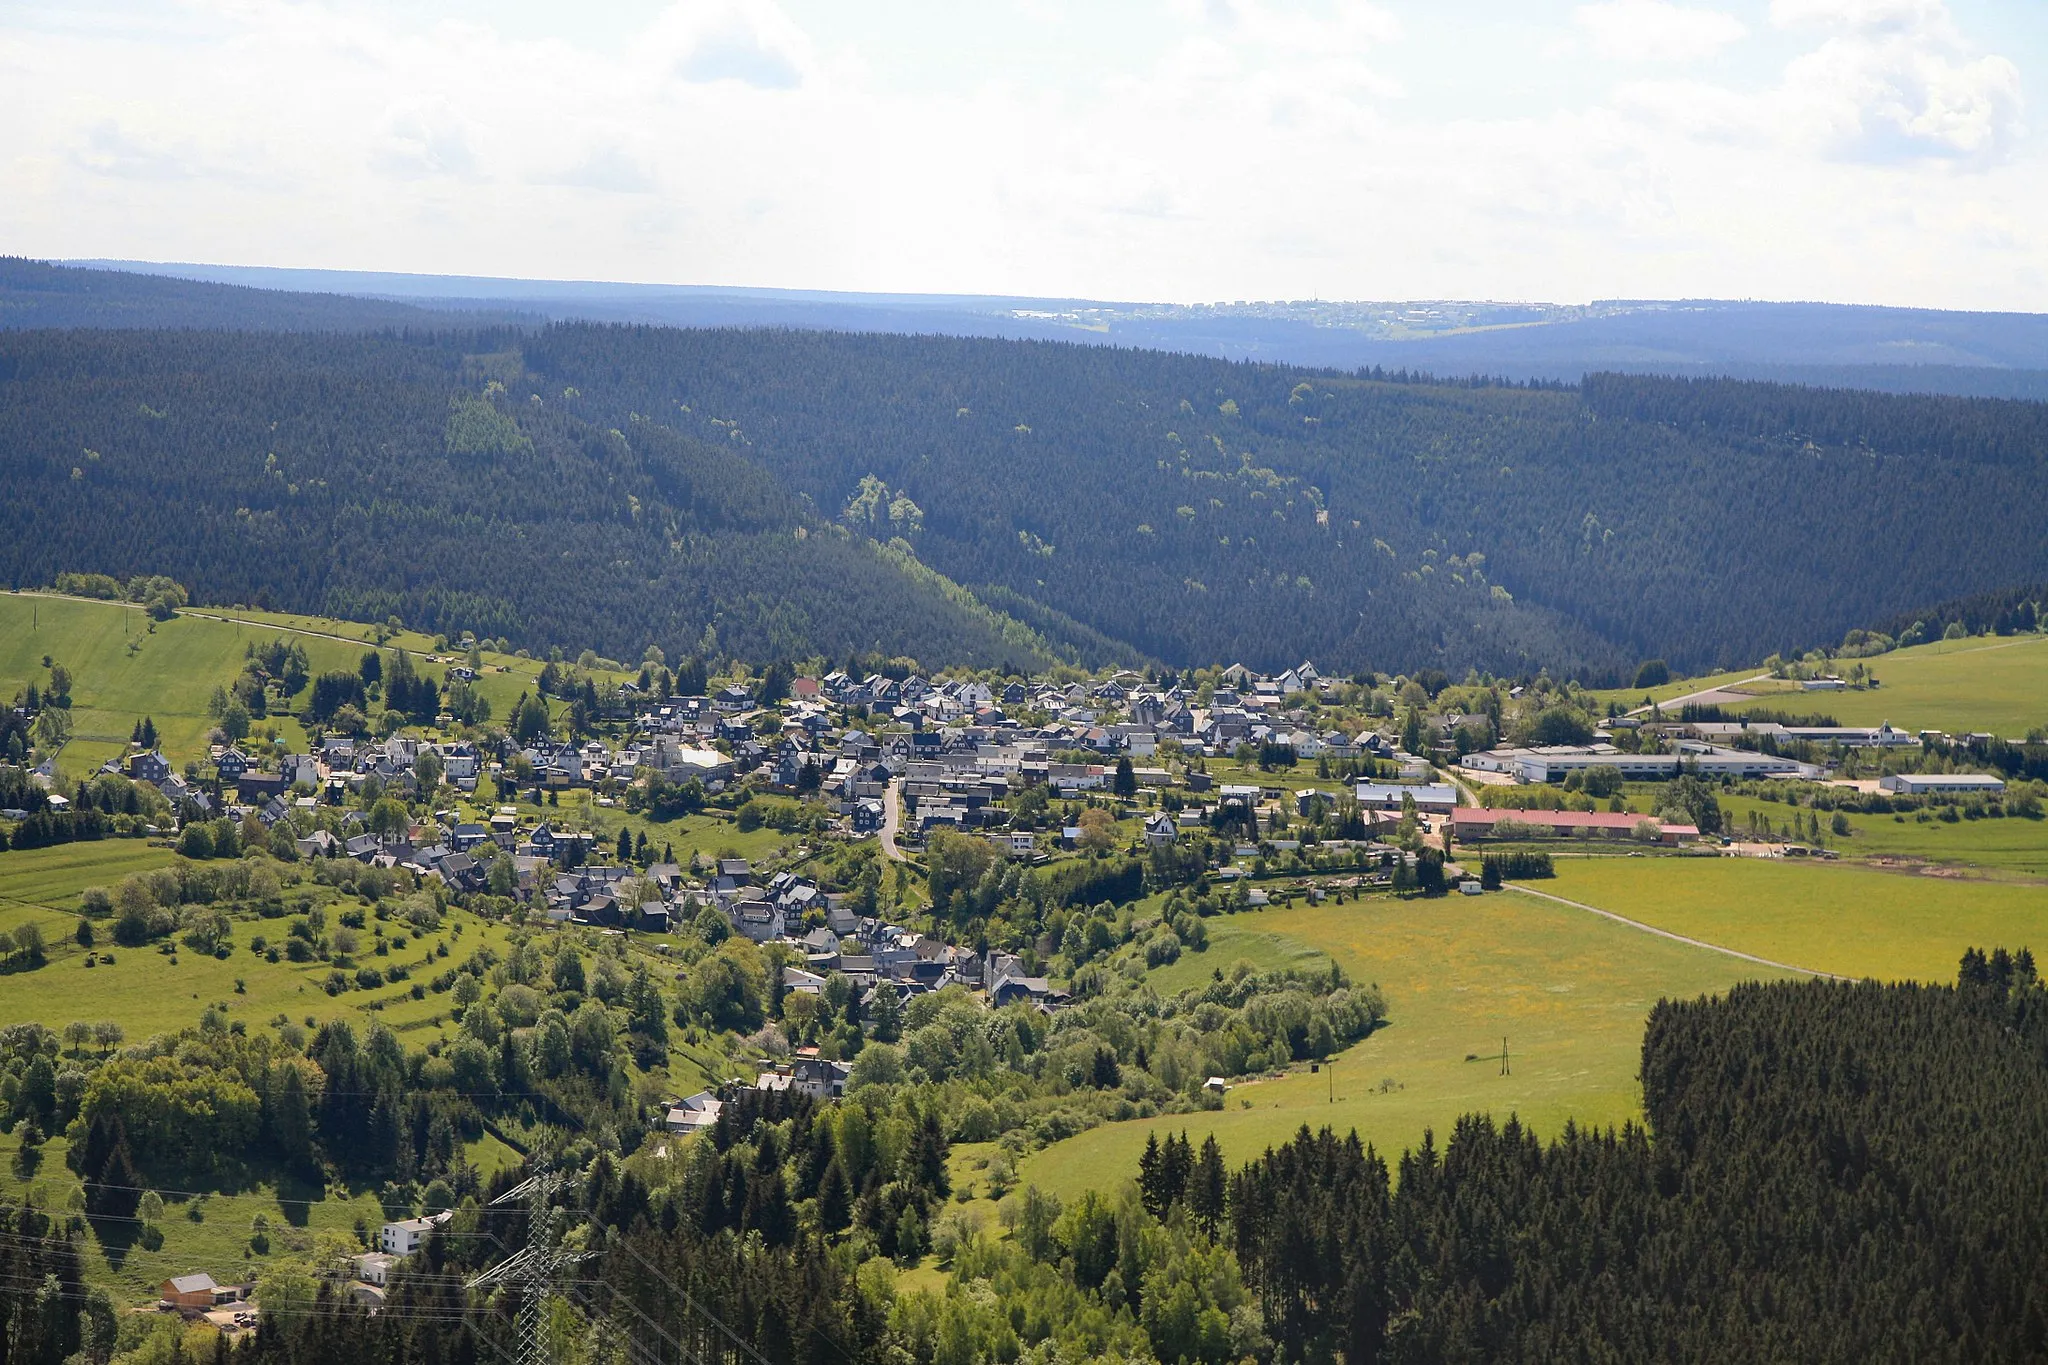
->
left=1538, top=856, right=2048, bottom=983
left=1013, top=887, right=1788, bottom=1205
left=1752, top=634, right=2047, bottom=736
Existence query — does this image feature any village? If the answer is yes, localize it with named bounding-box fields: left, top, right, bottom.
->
left=57, top=650, right=2015, bottom=963
left=4, top=625, right=2040, bottom=1342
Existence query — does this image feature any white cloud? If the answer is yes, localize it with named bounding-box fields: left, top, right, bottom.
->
left=1774, top=0, right=2023, bottom=161
left=643, top=0, right=814, bottom=89
left=1574, top=1, right=1748, bottom=64
left=0, top=0, right=2040, bottom=309
left=1770, top=0, right=1948, bottom=32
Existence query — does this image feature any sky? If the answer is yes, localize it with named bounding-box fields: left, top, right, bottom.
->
left=2, top=0, right=2044, bottom=309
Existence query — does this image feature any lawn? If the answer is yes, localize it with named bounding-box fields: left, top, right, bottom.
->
left=1720, top=633, right=2048, bottom=737
left=1540, top=856, right=2048, bottom=983
left=1015, top=888, right=1786, bottom=1205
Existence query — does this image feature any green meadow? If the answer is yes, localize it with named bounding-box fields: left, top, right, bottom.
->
left=1015, top=888, right=1787, bottom=1205
left=1719, top=793, right=2048, bottom=878
left=0, top=1119, right=394, bottom=1303
left=1579, top=664, right=1769, bottom=711
left=0, top=839, right=175, bottom=918
left=1574, top=631, right=2048, bottom=735
left=0, top=594, right=364, bottom=772
left=1709, top=633, right=2047, bottom=736
left=1540, top=856, right=2048, bottom=983
left=0, top=592, right=636, bottom=779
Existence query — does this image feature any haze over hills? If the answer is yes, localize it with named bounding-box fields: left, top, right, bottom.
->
left=63, top=257, right=2048, bottom=402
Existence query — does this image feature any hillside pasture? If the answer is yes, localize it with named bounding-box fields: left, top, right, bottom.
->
left=1016, top=889, right=1787, bottom=1205
left=0, top=592, right=637, bottom=781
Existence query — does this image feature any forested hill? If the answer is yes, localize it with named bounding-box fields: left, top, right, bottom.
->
left=0, top=329, right=1063, bottom=670
left=3, top=321, right=2046, bottom=674
left=527, top=325, right=2048, bottom=673
left=0, top=257, right=520, bottom=332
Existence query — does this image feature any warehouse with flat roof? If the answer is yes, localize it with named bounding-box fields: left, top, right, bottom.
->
left=1879, top=773, right=2005, bottom=795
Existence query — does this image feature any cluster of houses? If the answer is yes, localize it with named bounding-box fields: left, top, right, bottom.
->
left=157, top=1213, right=458, bottom=1322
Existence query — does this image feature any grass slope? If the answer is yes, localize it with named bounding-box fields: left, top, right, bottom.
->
left=1539, top=857, right=2048, bottom=983
left=0, top=592, right=636, bottom=777
left=1015, top=890, right=1785, bottom=1204
left=0, top=594, right=365, bottom=772
left=1596, top=631, right=2048, bottom=736
left=0, top=840, right=174, bottom=921
left=1726, top=633, right=2048, bottom=736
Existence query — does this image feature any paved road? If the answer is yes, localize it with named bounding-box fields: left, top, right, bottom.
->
left=1505, top=883, right=1851, bottom=980
left=879, top=778, right=908, bottom=862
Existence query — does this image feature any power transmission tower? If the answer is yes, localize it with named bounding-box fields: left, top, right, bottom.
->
left=1500, top=1036, right=1510, bottom=1077
left=469, top=1173, right=592, bottom=1365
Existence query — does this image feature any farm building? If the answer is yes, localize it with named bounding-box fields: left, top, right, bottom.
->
left=1354, top=782, right=1458, bottom=813
left=1879, top=773, right=2006, bottom=795
left=1462, top=744, right=1820, bottom=783
left=1450, top=808, right=1700, bottom=845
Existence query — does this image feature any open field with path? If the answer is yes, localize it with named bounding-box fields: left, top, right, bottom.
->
left=1541, top=856, right=2048, bottom=982
left=1719, top=634, right=2046, bottom=736
left=1015, top=889, right=1788, bottom=1204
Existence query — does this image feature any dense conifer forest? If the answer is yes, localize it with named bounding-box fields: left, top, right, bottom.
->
left=3, top=320, right=2046, bottom=675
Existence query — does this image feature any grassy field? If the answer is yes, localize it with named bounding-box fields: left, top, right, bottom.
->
left=0, top=594, right=376, bottom=773
left=1635, top=633, right=2048, bottom=737
left=0, top=839, right=175, bottom=917
left=0, top=592, right=638, bottom=779
left=1571, top=632, right=2048, bottom=735
left=1746, top=634, right=2048, bottom=736
left=0, top=1122, right=398, bottom=1302
left=1579, top=665, right=1769, bottom=711
left=1719, top=794, right=2048, bottom=878
left=1540, top=856, right=2048, bottom=982
left=1015, top=889, right=1787, bottom=1205
left=0, top=890, right=499, bottom=1042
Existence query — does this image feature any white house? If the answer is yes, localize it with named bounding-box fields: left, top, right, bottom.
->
left=379, top=1211, right=453, bottom=1256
